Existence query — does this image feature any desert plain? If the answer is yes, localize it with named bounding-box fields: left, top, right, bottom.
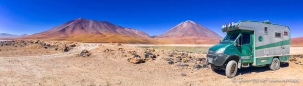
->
left=0, top=40, right=303, bottom=86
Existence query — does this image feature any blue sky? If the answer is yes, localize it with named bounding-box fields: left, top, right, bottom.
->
left=0, top=0, right=302, bottom=38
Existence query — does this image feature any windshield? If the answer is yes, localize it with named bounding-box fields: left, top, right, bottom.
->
left=221, top=33, right=240, bottom=43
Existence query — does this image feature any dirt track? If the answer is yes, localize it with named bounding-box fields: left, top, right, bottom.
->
left=0, top=43, right=303, bottom=86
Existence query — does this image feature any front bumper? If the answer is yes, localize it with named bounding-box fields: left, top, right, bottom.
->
left=207, top=53, right=229, bottom=66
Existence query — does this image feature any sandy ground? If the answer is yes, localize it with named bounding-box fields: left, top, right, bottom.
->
left=290, top=47, right=303, bottom=55
left=0, top=42, right=303, bottom=86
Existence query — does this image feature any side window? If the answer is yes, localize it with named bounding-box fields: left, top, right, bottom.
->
left=275, top=32, right=281, bottom=38
left=284, top=31, right=288, bottom=36
left=264, top=27, right=268, bottom=34
left=240, top=34, right=250, bottom=45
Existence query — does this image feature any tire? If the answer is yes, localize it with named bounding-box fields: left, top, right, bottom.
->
left=269, top=58, right=280, bottom=70
left=210, top=64, right=217, bottom=71
left=225, top=60, right=238, bottom=78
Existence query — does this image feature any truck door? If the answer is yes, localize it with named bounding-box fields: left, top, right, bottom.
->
left=238, top=33, right=252, bottom=60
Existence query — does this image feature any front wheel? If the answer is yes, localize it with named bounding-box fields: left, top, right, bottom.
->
left=269, top=58, right=280, bottom=70
left=225, top=60, right=238, bottom=78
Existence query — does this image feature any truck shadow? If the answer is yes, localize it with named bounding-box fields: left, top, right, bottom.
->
left=212, top=62, right=289, bottom=76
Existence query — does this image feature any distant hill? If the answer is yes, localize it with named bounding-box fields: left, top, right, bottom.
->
left=155, top=20, right=222, bottom=44
left=0, top=33, right=28, bottom=39
left=291, top=36, right=303, bottom=46
left=20, top=18, right=151, bottom=43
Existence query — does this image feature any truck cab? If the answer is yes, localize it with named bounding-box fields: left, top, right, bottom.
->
left=207, top=20, right=290, bottom=78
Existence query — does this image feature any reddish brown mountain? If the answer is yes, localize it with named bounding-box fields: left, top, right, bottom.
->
left=21, top=18, right=150, bottom=43
left=155, top=20, right=222, bottom=44
left=291, top=36, right=303, bottom=46
left=158, top=20, right=221, bottom=38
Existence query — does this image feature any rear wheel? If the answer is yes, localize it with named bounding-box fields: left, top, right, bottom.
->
left=269, top=58, right=280, bottom=70
left=225, top=60, right=238, bottom=78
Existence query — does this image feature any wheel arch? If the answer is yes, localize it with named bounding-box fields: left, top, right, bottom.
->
left=224, top=55, right=240, bottom=65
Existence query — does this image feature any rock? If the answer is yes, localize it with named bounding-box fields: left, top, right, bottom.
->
left=128, top=57, right=145, bottom=64
left=103, top=49, right=113, bottom=52
left=202, top=64, right=208, bottom=68
left=196, top=58, right=206, bottom=61
left=164, top=58, right=174, bottom=61
left=70, top=44, right=76, bottom=47
left=169, top=54, right=174, bottom=57
left=175, top=59, right=182, bottom=63
left=118, top=48, right=123, bottom=51
left=55, top=48, right=58, bottom=51
left=289, top=57, right=297, bottom=62
left=181, top=73, right=186, bottom=76
left=193, top=64, right=202, bottom=69
left=177, top=63, right=189, bottom=67
left=168, top=61, right=174, bottom=65
left=145, top=52, right=153, bottom=58
left=62, top=47, right=70, bottom=52
left=79, top=50, right=91, bottom=57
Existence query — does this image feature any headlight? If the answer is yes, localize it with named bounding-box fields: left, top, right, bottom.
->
left=216, top=48, right=225, bottom=54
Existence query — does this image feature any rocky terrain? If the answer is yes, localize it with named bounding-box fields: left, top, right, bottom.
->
left=0, top=40, right=77, bottom=57
left=0, top=40, right=302, bottom=86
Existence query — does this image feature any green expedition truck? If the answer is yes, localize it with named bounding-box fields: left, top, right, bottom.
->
left=207, top=20, right=290, bottom=78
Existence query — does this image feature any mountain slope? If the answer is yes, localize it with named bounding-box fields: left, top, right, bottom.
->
left=21, top=18, right=151, bottom=43
left=156, top=20, right=222, bottom=44
left=158, top=20, right=221, bottom=38
left=292, top=36, right=303, bottom=46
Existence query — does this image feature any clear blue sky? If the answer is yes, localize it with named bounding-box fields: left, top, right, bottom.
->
left=0, top=0, right=302, bottom=38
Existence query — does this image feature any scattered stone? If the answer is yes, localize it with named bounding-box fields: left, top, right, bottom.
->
left=164, top=58, right=174, bottom=61
left=177, top=63, right=189, bottom=67
left=127, top=57, right=145, bottom=64
left=168, top=61, right=174, bottom=65
left=193, top=64, right=202, bottom=69
left=202, top=64, right=208, bottom=68
left=79, top=50, right=91, bottom=57
left=62, top=47, right=70, bottom=52
left=181, top=73, right=187, bottom=76
left=70, top=44, right=76, bottom=47
left=169, top=54, right=174, bottom=57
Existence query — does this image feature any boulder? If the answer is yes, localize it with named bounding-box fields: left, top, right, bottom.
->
left=193, top=64, right=202, bottom=69
left=168, top=61, right=174, bottom=64
left=79, top=49, right=91, bottom=57
left=128, top=57, right=145, bottom=64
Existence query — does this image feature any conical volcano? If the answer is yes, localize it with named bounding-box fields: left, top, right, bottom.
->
left=21, top=18, right=150, bottom=43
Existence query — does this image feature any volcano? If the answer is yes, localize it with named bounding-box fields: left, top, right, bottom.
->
left=21, top=18, right=150, bottom=43
left=156, top=20, right=222, bottom=44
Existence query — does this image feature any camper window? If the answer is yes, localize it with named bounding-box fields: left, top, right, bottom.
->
left=275, top=32, right=281, bottom=38
left=284, top=31, right=288, bottom=36
left=264, top=27, right=268, bottom=34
